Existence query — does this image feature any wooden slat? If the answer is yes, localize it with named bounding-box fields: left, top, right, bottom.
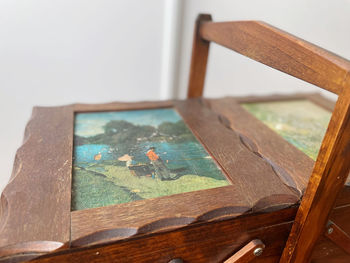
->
left=31, top=208, right=297, bottom=263
left=210, top=94, right=350, bottom=206
left=311, top=239, right=350, bottom=263
left=224, top=239, right=265, bottom=263
left=187, top=14, right=211, bottom=98
left=73, top=100, right=174, bottom=112
left=280, top=82, right=350, bottom=262
left=176, top=99, right=299, bottom=208
left=325, top=221, right=350, bottom=255
left=71, top=185, right=250, bottom=247
left=311, top=205, right=350, bottom=262
left=307, top=93, right=336, bottom=112
left=208, top=96, right=314, bottom=194
left=0, top=106, right=73, bottom=259
left=200, top=20, right=350, bottom=94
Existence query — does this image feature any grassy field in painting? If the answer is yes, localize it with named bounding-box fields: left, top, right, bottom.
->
left=242, top=100, right=331, bottom=160
left=72, top=162, right=228, bottom=211
left=72, top=108, right=229, bottom=211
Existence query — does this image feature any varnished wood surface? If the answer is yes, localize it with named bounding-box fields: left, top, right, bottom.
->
left=0, top=106, right=73, bottom=258
left=311, top=239, right=350, bottom=263
left=232, top=93, right=335, bottom=112
left=25, top=203, right=350, bottom=262
left=210, top=94, right=350, bottom=204
left=325, top=221, right=350, bottom=255
left=311, top=205, right=350, bottom=262
left=0, top=98, right=301, bottom=262
left=0, top=101, right=175, bottom=261
left=187, top=14, right=211, bottom=98
left=176, top=99, right=299, bottom=207
left=200, top=20, right=350, bottom=95
left=1, top=14, right=350, bottom=262
left=31, top=208, right=297, bottom=263
left=73, top=100, right=174, bottom=113
left=224, top=239, right=265, bottom=263
left=71, top=186, right=250, bottom=247
left=208, top=96, right=312, bottom=195
left=280, top=85, right=350, bottom=262
left=71, top=98, right=298, bottom=247
left=307, top=93, right=336, bottom=112
left=0, top=241, right=64, bottom=263
left=0, top=95, right=348, bottom=262
left=195, top=19, right=350, bottom=260
left=188, top=16, right=350, bottom=262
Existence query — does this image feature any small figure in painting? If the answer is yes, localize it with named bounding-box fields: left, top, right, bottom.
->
left=126, top=155, right=138, bottom=177
left=146, top=147, right=171, bottom=180
left=126, top=155, right=137, bottom=169
left=94, top=152, right=102, bottom=161
left=118, top=154, right=137, bottom=176
left=118, top=154, right=153, bottom=177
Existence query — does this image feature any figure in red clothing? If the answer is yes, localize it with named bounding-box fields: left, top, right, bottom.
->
left=146, top=147, right=171, bottom=180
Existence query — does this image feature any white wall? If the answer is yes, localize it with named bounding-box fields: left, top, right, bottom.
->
left=1, top=0, right=350, bottom=191
left=0, top=0, right=166, bottom=191
left=176, top=0, right=350, bottom=99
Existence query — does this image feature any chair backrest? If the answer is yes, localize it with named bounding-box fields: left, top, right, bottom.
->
left=188, top=14, right=350, bottom=263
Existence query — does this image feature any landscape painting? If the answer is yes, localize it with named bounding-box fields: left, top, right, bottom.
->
left=72, top=108, right=229, bottom=211
left=242, top=100, right=332, bottom=160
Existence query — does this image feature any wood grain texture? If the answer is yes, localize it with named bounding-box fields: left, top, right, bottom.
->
left=71, top=185, right=251, bottom=247
left=176, top=99, right=299, bottom=207
left=0, top=106, right=73, bottom=261
left=311, top=239, right=350, bottom=263
left=209, top=93, right=350, bottom=205
left=9, top=203, right=349, bottom=262
left=311, top=205, right=350, bottom=262
left=280, top=83, right=350, bottom=262
left=224, top=239, right=265, bottom=263
left=0, top=96, right=348, bottom=262
left=0, top=241, right=64, bottom=263
left=187, top=14, right=211, bottom=98
left=200, top=20, right=350, bottom=94
left=192, top=18, right=350, bottom=262
left=73, top=100, right=174, bottom=112
left=31, top=208, right=297, bottom=263
left=0, top=100, right=184, bottom=262
left=307, top=93, right=336, bottom=112
left=325, top=221, right=350, bottom=255
left=0, top=98, right=303, bottom=262
left=330, top=205, right=350, bottom=235
left=71, top=99, right=299, bottom=247
left=208, top=96, right=313, bottom=195
left=336, top=186, right=350, bottom=207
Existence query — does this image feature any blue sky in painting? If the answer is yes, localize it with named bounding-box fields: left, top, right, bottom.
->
left=75, top=108, right=182, bottom=137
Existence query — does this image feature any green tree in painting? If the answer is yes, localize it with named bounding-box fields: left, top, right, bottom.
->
left=100, top=120, right=156, bottom=154
left=159, top=120, right=188, bottom=136
left=158, top=120, right=194, bottom=142
left=75, top=120, right=197, bottom=151
left=104, top=120, right=155, bottom=143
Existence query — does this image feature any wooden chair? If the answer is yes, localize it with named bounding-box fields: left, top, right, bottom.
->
left=188, top=14, right=350, bottom=262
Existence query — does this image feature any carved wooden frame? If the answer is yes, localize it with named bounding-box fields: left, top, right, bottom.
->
left=0, top=97, right=298, bottom=260
left=1, top=91, right=346, bottom=262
